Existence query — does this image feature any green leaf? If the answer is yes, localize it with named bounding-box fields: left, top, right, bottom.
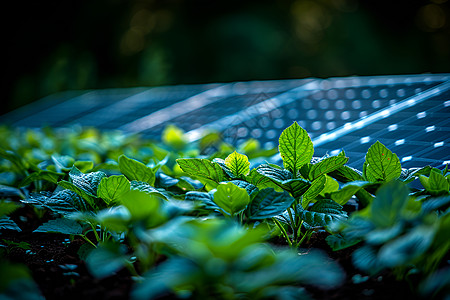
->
left=308, top=154, right=349, bottom=181
left=326, top=233, right=362, bottom=251
left=185, top=191, right=221, bottom=211
left=69, top=166, right=106, bottom=195
left=0, top=200, right=21, bottom=217
left=58, top=180, right=99, bottom=210
left=224, top=151, right=250, bottom=178
left=51, top=155, right=75, bottom=172
left=22, top=190, right=86, bottom=214
left=0, top=216, right=21, bottom=231
left=370, top=181, right=409, bottom=227
left=130, top=180, right=168, bottom=200
left=329, top=181, right=370, bottom=205
left=302, top=175, right=327, bottom=208
left=213, top=182, right=250, bottom=216
left=352, top=245, right=383, bottom=275
left=248, top=188, right=295, bottom=220
left=419, top=170, right=449, bottom=196
left=119, top=190, right=164, bottom=226
left=421, top=195, right=450, bottom=213
left=256, top=164, right=293, bottom=181
left=228, top=180, right=259, bottom=198
left=278, top=122, right=314, bottom=176
left=298, top=199, right=347, bottom=228
left=34, top=218, right=83, bottom=235
left=378, top=225, right=436, bottom=268
left=319, top=175, right=339, bottom=196
left=86, top=242, right=130, bottom=279
left=246, top=169, right=273, bottom=190
left=399, top=166, right=432, bottom=183
left=118, top=155, right=155, bottom=186
left=177, top=158, right=225, bottom=183
left=162, top=124, right=187, bottom=150
left=364, top=141, right=401, bottom=182
left=364, top=222, right=404, bottom=245
left=97, top=175, right=130, bottom=205
left=256, top=164, right=310, bottom=198
left=329, top=165, right=364, bottom=183
left=19, top=170, right=64, bottom=186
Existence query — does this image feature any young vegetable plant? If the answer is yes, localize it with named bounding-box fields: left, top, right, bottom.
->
left=327, top=179, right=450, bottom=296
left=132, top=218, right=344, bottom=300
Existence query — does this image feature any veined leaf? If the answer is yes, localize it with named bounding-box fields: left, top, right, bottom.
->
left=68, top=166, right=106, bottom=197
left=34, top=218, right=83, bottom=235
left=278, top=122, right=314, bottom=176
left=185, top=191, right=221, bottom=211
left=97, top=175, right=130, bottom=205
left=0, top=216, right=21, bottom=232
left=364, top=141, right=401, bottom=182
left=177, top=158, right=225, bottom=183
left=329, top=181, right=370, bottom=205
left=256, top=164, right=293, bottom=182
left=58, top=180, right=100, bottom=210
left=118, top=155, right=155, bottom=186
left=399, top=166, right=432, bottom=183
left=320, top=175, right=339, bottom=196
left=130, top=180, right=168, bottom=200
left=326, top=233, right=362, bottom=251
left=276, top=178, right=311, bottom=199
left=224, top=151, right=250, bottom=178
left=228, top=180, right=259, bottom=198
left=213, top=182, right=250, bottom=216
left=245, top=169, right=273, bottom=190
left=248, top=188, right=295, bottom=220
left=298, top=199, right=347, bottom=228
left=329, top=165, right=364, bottom=183
left=22, top=190, right=86, bottom=214
left=212, top=158, right=234, bottom=178
left=302, top=175, right=327, bottom=208
left=255, top=164, right=311, bottom=197
left=419, top=170, right=449, bottom=196
left=308, top=154, right=349, bottom=181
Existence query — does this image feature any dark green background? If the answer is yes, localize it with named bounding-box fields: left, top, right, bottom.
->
left=3, top=0, right=449, bottom=115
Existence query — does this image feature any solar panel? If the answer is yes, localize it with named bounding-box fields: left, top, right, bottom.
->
left=2, top=74, right=449, bottom=169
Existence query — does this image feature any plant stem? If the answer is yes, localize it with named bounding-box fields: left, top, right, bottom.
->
left=89, top=222, right=101, bottom=243
left=273, top=218, right=292, bottom=248
left=80, top=235, right=97, bottom=248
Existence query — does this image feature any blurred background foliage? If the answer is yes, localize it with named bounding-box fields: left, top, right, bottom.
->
left=3, top=0, right=450, bottom=115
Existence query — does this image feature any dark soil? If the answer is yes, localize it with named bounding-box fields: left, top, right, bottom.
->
left=1, top=206, right=423, bottom=300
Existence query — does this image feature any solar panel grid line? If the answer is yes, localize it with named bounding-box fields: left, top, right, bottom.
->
left=69, top=85, right=220, bottom=128
left=184, top=85, right=313, bottom=142
left=119, top=79, right=314, bottom=134
left=312, top=80, right=450, bottom=147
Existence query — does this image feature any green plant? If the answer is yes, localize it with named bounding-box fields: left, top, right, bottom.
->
left=132, top=218, right=344, bottom=300
left=327, top=179, right=450, bottom=296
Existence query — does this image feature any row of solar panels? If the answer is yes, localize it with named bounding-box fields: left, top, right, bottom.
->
left=2, top=74, right=449, bottom=170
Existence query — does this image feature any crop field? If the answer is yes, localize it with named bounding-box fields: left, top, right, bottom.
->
left=0, top=122, right=448, bottom=299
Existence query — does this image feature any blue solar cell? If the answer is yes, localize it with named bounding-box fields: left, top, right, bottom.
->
left=1, top=74, right=449, bottom=169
